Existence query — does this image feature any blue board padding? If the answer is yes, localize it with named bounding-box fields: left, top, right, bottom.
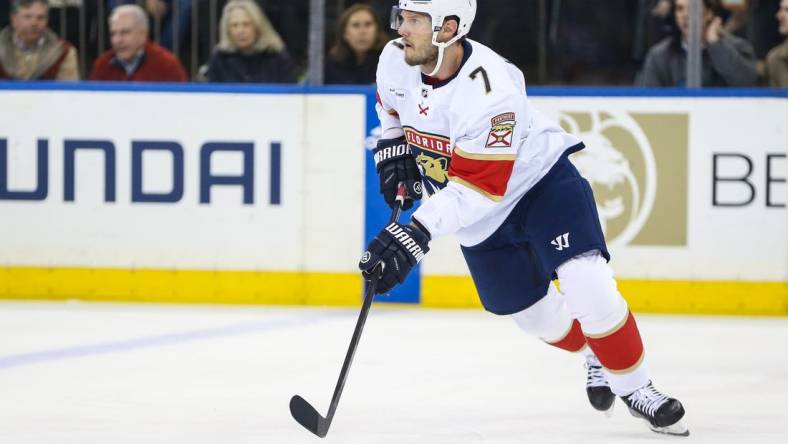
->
left=363, top=90, right=421, bottom=304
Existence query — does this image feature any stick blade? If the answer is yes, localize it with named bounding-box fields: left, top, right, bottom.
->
left=289, top=395, right=329, bottom=438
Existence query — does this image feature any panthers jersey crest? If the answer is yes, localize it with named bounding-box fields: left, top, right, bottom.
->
left=403, top=126, right=452, bottom=195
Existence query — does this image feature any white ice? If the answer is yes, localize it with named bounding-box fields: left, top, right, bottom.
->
left=1, top=301, right=787, bottom=444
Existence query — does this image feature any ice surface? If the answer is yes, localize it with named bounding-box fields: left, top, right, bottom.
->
left=1, top=301, right=786, bottom=443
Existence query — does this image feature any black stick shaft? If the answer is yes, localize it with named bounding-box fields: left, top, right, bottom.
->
left=323, top=191, right=404, bottom=424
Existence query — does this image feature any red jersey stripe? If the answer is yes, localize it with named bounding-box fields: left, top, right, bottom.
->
left=448, top=147, right=515, bottom=200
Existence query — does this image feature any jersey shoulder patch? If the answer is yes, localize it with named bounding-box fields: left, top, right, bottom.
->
left=484, top=112, right=518, bottom=148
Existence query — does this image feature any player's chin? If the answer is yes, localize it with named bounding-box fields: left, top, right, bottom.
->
left=403, top=52, right=421, bottom=66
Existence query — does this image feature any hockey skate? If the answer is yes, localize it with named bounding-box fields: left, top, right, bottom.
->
left=621, top=381, right=689, bottom=436
left=584, top=354, right=615, bottom=416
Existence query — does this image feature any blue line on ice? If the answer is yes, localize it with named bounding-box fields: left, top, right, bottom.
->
left=0, top=312, right=349, bottom=370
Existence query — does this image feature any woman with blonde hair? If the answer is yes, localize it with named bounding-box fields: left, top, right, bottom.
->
left=325, top=3, right=389, bottom=84
left=206, top=0, right=295, bottom=83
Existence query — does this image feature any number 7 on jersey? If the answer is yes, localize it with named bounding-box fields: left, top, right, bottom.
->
left=469, top=66, right=492, bottom=94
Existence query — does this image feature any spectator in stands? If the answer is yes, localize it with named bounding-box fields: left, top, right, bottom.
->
left=639, top=0, right=759, bottom=86
left=108, top=0, right=191, bottom=54
left=90, top=4, right=186, bottom=82
left=717, top=0, right=783, bottom=59
left=765, top=0, right=788, bottom=86
left=0, top=0, right=79, bottom=80
left=324, top=3, right=388, bottom=85
left=720, top=0, right=749, bottom=36
left=205, top=0, right=295, bottom=83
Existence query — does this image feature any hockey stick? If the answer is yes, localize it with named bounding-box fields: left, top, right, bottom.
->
left=289, top=183, right=407, bottom=438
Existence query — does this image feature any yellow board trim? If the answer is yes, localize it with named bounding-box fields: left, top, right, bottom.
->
left=0, top=267, right=362, bottom=306
left=2, top=268, right=787, bottom=316
left=422, top=276, right=788, bottom=316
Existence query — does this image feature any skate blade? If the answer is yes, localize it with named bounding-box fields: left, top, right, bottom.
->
left=602, top=401, right=615, bottom=418
left=628, top=409, right=689, bottom=437
left=648, top=420, right=690, bottom=437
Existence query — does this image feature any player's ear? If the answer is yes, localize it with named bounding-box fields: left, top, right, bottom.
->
left=441, top=16, right=459, bottom=37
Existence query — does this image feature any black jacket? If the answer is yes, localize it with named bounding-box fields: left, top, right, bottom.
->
left=206, top=49, right=296, bottom=83
left=639, top=33, right=759, bottom=87
left=324, top=50, right=381, bottom=85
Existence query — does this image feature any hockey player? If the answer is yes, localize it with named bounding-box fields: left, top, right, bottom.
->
left=359, top=0, right=689, bottom=437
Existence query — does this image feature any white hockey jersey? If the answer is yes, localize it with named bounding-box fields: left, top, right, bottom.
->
left=375, top=38, right=582, bottom=247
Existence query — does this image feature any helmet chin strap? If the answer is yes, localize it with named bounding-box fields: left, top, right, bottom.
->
left=425, top=43, right=446, bottom=77
left=425, top=34, right=462, bottom=78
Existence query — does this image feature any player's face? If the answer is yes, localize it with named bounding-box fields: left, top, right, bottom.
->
left=674, top=0, right=713, bottom=38
left=10, top=2, right=49, bottom=47
left=344, top=9, right=378, bottom=55
left=778, top=0, right=788, bottom=35
left=228, top=7, right=258, bottom=51
left=397, top=10, right=438, bottom=67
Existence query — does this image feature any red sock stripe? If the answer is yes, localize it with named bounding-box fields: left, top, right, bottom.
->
left=547, top=319, right=586, bottom=352
left=585, top=311, right=644, bottom=372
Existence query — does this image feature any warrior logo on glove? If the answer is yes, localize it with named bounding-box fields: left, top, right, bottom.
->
left=359, top=221, right=430, bottom=294
left=373, top=137, right=423, bottom=211
left=384, top=223, right=427, bottom=261
left=373, top=142, right=410, bottom=167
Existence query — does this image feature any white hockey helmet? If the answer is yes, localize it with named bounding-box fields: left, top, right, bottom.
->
left=391, top=0, right=477, bottom=76
left=391, top=0, right=477, bottom=44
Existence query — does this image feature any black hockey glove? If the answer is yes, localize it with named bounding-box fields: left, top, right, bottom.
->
left=359, top=221, right=431, bottom=294
left=373, top=136, right=422, bottom=211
